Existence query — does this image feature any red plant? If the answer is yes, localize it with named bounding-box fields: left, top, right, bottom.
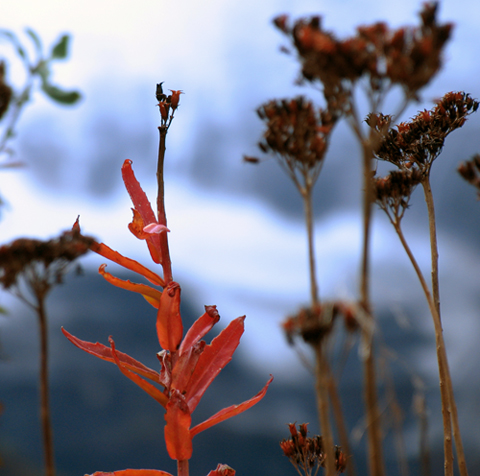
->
left=62, top=96, right=272, bottom=476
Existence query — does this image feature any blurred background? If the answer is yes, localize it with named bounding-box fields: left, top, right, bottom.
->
left=1, top=0, right=480, bottom=475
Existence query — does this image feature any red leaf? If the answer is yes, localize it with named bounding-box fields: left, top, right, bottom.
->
left=178, top=305, right=220, bottom=356
left=109, top=337, right=168, bottom=408
left=121, top=159, right=162, bottom=264
left=164, top=389, right=192, bottom=461
left=62, top=328, right=160, bottom=382
left=156, top=282, right=183, bottom=352
left=88, top=470, right=174, bottom=476
left=99, top=264, right=162, bottom=308
left=185, top=316, right=245, bottom=412
left=206, top=464, right=236, bottom=476
left=91, top=241, right=164, bottom=287
left=190, top=375, right=273, bottom=438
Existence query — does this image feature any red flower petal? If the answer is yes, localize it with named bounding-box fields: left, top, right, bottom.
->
left=185, top=316, right=245, bottom=412
left=121, top=159, right=162, bottom=264
left=127, top=208, right=162, bottom=265
left=109, top=337, right=168, bottom=408
left=190, top=375, right=273, bottom=438
left=178, top=305, right=220, bottom=356
left=156, top=282, right=183, bottom=352
left=91, top=241, right=164, bottom=287
left=62, top=328, right=160, bottom=382
left=164, top=389, right=192, bottom=461
left=99, top=264, right=162, bottom=308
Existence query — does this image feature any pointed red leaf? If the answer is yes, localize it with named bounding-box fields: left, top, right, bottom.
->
left=88, top=470, right=174, bottom=476
left=185, top=316, right=245, bottom=412
left=62, top=328, right=160, bottom=382
left=164, top=389, right=192, bottom=461
left=127, top=208, right=162, bottom=264
left=109, top=337, right=168, bottom=408
left=190, top=375, right=273, bottom=438
left=91, top=241, right=164, bottom=287
left=206, top=464, right=236, bottom=476
left=156, top=282, right=183, bottom=351
left=99, top=264, right=162, bottom=308
left=178, top=305, right=220, bottom=356
left=121, top=159, right=162, bottom=264
left=171, top=341, right=205, bottom=394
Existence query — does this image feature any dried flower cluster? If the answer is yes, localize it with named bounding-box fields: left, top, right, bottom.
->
left=458, top=154, right=480, bottom=198
left=374, top=168, right=423, bottom=218
left=0, top=222, right=94, bottom=290
left=250, top=97, right=337, bottom=187
left=274, top=2, right=452, bottom=102
left=282, top=301, right=358, bottom=346
left=0, top=62, right=12, bottom=120
left=372, top=92, right=479, bottom=173
left=280, top=423, right=346, bottom=475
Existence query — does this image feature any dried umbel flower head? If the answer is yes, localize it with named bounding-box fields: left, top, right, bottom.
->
left=0, top=61, right=12, bottom=121
left=458, top=154, right=480, bottom=198
left=0, top=223, right=95, bottom=290
left=372, top=92, right=479, bottom=173
left=274, top=3, right=453, bottom=100
left=255, top=97, right=336, bottom=187
left=280, top=422, right=346, bottom=475
left=374, top=168, right=423, bottom=217
left=282, top=300, right=359, bottom=346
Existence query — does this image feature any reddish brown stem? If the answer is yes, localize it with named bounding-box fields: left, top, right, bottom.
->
left=37, top=294, right=55, bottom=476
left=177, top=459, right=189, bottom=476
left=157, top=126, right=173, bottom=284
left=302, top=184, right=319, bottom=306
left=360, top=143, right=384, bottom=476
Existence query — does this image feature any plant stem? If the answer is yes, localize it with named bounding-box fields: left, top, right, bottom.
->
left=314, top=343, right=336, bottom=476
left=37, top=293, right=55, bottom=476
left=360, top=143, right=384, bottom=476
left=302, top=184, right=319, bottom=306
left=421, top=178, right=468, bottom=476
left=177, top=459, right=189, bottom=476
left=157, top=125, right=173, bottom=284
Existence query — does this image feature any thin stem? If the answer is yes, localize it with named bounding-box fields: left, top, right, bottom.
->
left=392, top=218, right=454, bottom=475
left=314, top=342, right=336, bottom=476
left=177, top=459, right=189, bottom=476
left=157, top=126, right=173, bottom=284
left=36, top=293, right=55, bottom=476
left=302, top=184, right=319, bottom=306
left=360, top=142, right=384, bottom=476
left=421, top=178, right=468, bottom=476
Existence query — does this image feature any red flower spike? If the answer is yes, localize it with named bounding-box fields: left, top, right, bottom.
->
left=164, top=389, right=193, bottom=461
left=190, top=375, right=273, bottom=438
left=99, top=264, right=162, bottom=308
left=156, top=282, right=183, bottom=351
left=207, top=464, right=236, bottom=476
left=184, top=316, right=245, bottom=412
left=61, top=328, right=160, bottom=382
left=109, top=336, right=169, bottom=408
left=178, top=305, right=220, bottom=355
left=88, top=471, right=174, bottom=476
left=121, top=159, right=163, bottom=265
left=92, top=241, right=164, bottom=287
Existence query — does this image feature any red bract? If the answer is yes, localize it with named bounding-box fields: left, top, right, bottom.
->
left=63, top=159, right=272, bottom=467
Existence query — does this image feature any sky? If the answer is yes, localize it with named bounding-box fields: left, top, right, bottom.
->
left=1, top=0, right=480, bottom=462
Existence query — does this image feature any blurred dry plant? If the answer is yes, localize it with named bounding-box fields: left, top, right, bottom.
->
left=247, top=3, right=478, bottom=476
left=0, top=28, right=81, bottom=169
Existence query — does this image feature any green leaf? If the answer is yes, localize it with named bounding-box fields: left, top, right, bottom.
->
left=50, top=34, right=70, bottom=60
left=25, top=28, right=42, bottom=55
left=41, top=83, right=81, bottom=105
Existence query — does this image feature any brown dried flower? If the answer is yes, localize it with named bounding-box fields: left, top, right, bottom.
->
left=280, top=422, right=346, bottom=475
left=458, top=154, right=480, bottom=198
